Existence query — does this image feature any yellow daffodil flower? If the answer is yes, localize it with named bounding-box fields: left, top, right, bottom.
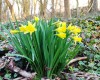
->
left=53, top=20, right=66, bottom=28
left=57, top=22, right=62, bottom=27
left=67, top=24, right=76, bottom=31
left=53, top=20, right=62, bottom=27
left=72, top=27, right=81, bottom=34
left=10, top=30, right=19, bottom=34
left=61, top=22, right=66, bottom=27
left=19, top=22, right=37, bottom=35
left=34, top=16, right=39, bottom=22
left=26, top=21, right=37, bottom=35
left=56, top=32, right=66, bottom=39
left=73, top=36, right=82, bottom=44
left=67, top=24, right=81, bottom=34
left=19, top=25, right=27, bottom=32
left=55, top=26, right=66, bottom=33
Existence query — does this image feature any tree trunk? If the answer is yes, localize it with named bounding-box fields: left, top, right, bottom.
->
left=51, top=0, right=54, bottom=17
left=5, top=0, right=15, bottom=20
left=76, top=0, right=79, bottom=18
left=2, top=4, right=7, bottom=21
left=90, top=0, right=98, bottom=12
left=43, top=0, right=47, bottom=18
left=64, top=0, right=71, bottom=18
left=40, top=0, right=47, bottom=18
left=33, top=0, right=36, bottom=16
left=60, top=0, right=62, bottom=17
left=92, top=0, right=98, bottom=11
left=22, top=0, right=30, bottom=18
left=55, top=0, right=58, bottom=16
left=15, top=0, right=21, bottom=19
left=40, top=0, right=44, bottom=17
left=0, top=0, right=2, bottom=21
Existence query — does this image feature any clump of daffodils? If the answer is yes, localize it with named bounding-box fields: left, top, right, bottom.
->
left=7, top=18, right=83, bottom=78
left=54, top=21, right=82, bottom=44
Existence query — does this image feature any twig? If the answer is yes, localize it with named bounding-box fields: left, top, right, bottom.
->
left=68, top=57, right=87, bottom=65
left=13, top=77, right=28, bottom=80
left=25, top=62, right=30, bottom=70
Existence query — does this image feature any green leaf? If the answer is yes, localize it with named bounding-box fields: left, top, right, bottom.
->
left=6, top=53, right=33, bottom=62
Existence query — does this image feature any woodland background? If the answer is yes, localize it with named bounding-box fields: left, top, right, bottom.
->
left=0, top=0, right=100, bottom=22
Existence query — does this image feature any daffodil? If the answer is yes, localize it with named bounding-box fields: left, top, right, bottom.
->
left=67, top=24, right=81, bottom=34
left=72, top=27, right=81, bottom=34
left=34, top=16, right=39, bottom=22
left=19, top=25, right=27, bottom=33
left=67, top=24, right=76, bottom=31
left=73, top=36, right=82, bottom=44
left=61, top=22, right=66, bottom=27
left=55, top=26, right=66, bottom=33
left=19, top=22, right=37, bottom=35
left=53, top=20, right=62, bottom=27
left=26, top=21, right=37, bottom=35
left=56, top=32, right=66, bottom=39
left=10, top=30, right=19, bottom=34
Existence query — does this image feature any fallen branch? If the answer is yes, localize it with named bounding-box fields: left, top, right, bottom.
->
left=68, top=57, right=87, bottom=65
left=7, top=59, right=36, bottom=79
left=0, top=56, right=36, bottom=79
left=13, top=77, right=29, bottom=80
left=13, top=77, right=23, bottom=80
